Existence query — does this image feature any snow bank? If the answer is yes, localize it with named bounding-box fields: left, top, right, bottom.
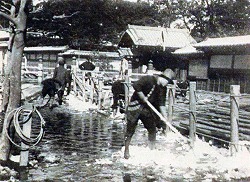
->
left=65, top=94, right=97, bottom=112
left=96, top=133, right=250, bottom=181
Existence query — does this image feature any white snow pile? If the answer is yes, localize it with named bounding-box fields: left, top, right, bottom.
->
left=65, top=94, right=97, bottom=112
left=95, top=132, right=250, bottom=181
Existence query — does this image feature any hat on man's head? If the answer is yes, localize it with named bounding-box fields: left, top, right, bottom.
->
left=160, top=68, right=175, bottom=80
left=58, top=57, right=65, bottom=65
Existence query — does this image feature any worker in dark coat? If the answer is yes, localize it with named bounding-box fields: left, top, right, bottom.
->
left=53, top=57, right=67, bottom=105
left=124, top=68, right=175, bottom=159
left=111, top=79, right=125, bottom=115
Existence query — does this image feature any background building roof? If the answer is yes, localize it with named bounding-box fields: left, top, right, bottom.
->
left=194, top=35, right=250, bottom=54
left=120, top=24, right=196, bottom=49
left=194, top=35, right=250, bottom=48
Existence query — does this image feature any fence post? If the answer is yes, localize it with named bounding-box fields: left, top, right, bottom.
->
left=124, top=60, right=132, bottom=116
left=206, top=79, right=210, bottom=91
left=20, top=104, right=32, bottom=166
left=37, top=57, right=43, bottom=85
left=97, top=77, right=103, bottom=110
left=89, top=75, right=94, bottom=104
left=230, top=85, right=240, bottom=156
left=82, top=71, right=86, bottom=102
left=0, top=80, right=3, bottom=112
left=72, top=57, right=77, bottom=93
left=167, top=84, right=175, bottom=133
left=189, top=82, right=196, bottom=147
left=147, top=60, right=153, bottom=75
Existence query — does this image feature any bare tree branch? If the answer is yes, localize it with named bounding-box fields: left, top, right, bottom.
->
left=0, top=12, right=17, bottom=27
left=0, top=4, right=11, bottom=14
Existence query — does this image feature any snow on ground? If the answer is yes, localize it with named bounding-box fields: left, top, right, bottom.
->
left=95, top=132, right=250, bottom=181
left=65, top=93, right=98, bottom=112
left=64, top=92, right=250, bottom=181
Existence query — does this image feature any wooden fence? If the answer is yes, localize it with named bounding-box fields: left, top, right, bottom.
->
left=171, top=82, right=250, bottom=155
left=71, top=67, right=119, bottom=110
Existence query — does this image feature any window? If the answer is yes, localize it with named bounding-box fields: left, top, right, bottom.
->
left=210, top=55, right=232, bottom=69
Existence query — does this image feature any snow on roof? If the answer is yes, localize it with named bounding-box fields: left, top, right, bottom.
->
left=24, top=46, right=68, bottom=52
left=61, top=49, right=120, bottom=58
left=124, top=24, right=196, bottom=48
left=118, top=47, right=133, bottom=57
left=172, top=45, right=203, bottom=55
left=194, top=35, right=250, bottom=48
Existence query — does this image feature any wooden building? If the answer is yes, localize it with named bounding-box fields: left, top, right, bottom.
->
left=118, top=24, right=196, bottom=73
left=172, top=45, right=205, bottom=81
left=24, top=46, right=69, bottom=68
left=60, top=49, right=121, bottom=71
left=173, top=35, right=250, bottom=93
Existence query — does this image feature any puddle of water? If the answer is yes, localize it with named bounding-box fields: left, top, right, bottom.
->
left=24, top=107, right=125, bottom=181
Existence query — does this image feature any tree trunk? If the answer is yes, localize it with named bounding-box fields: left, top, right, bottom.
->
left=0, top=0, right=28, bottom=161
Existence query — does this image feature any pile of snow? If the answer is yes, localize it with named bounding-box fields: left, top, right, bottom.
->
left=65, top=94, right=97, bottom=112
left=95, top=132, right=250, bottom=181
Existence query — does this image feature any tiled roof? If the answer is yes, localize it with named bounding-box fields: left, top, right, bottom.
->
left=125, top=25, right=196, bottom=48
left=194, top=35, right=250, bottom=48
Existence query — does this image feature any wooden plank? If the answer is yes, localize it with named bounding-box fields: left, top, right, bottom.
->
left=20, top=104, right=33, bottom=166
left=179, top=121, right=250, bottom=141
left=197, top=119, right=250, bottom=135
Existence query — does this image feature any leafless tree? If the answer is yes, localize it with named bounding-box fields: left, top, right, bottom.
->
left=0, top=0, right=30, bottom=161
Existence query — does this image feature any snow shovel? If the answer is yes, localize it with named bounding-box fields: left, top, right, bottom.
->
left=145, top=100, right=187, bottom=141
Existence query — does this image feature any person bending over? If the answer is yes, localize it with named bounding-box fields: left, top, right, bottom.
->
left=124, top=68, right=175, bottom=159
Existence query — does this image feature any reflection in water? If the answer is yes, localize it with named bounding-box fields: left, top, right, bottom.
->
left=25, top=107, right=125, bottom=181
left=123, top=173, right=131, bottom=182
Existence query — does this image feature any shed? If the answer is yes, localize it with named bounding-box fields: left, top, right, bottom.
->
left=118, top=24, right=196, bottom=72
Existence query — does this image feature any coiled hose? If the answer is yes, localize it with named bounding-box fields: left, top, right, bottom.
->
left=5, top=105, right=46, bottom=150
